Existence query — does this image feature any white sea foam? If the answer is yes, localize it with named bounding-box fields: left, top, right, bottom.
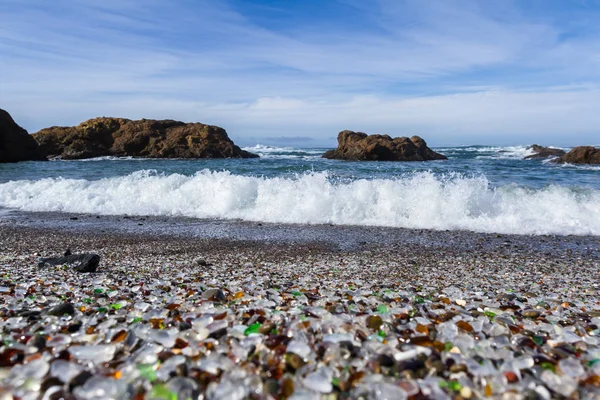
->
left=553, top=162, right=600, bottom=171
left=242, top=144, right=296, bottom=153
left=242, top=144, right=324, bottom=159
left=475, top=146, right=536, bottom=159
left=435, top=145, right=568, bottom=160
left=466, top=146, right=532, bottom=159
left=0, top=170, right=598, bottom=236
left=51, top=156, right=139, bottom=162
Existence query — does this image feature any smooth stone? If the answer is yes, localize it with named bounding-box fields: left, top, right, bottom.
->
left=558, top=358, right=585, bottom=378
left=366, top=315, right=383, bottom=330
left=541, top=370, right=577, bottom=397
left=208, top=379, right=246, bottom=400
left=72, top=376, right=128, bottom=400
left=167, top=377, right=200, bottom=400
left=202, top=289, right=226, bottom=302
left=286, top=340, right=311, bottom=359
left=303, top=368, right=333, bottom=393
left=369, top=382, right=408, bottom=400
left=50, top=360, right=84, bottom=383
left=69, top=345, right=116, bottom=363
left=21, top=358, right=50, bottom=380
left=68, top=371, right=93, bottom=392
left=285, top=353, right=306, bottom=370
left=47, top=303, right=76, bottom=317
left=522, top=309, right=541, bottom=318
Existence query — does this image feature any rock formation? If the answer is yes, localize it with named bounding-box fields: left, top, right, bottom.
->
left=33, top=117, right=258, bottom=160
left=524, top=144, right=566, bottom=159
left=554, top=146, right=600, bottom=164
left=0, top=108, right=46, bottom=163
left=322, top=131, right=447, bottom=161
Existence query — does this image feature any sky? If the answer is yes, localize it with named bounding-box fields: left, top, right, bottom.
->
left=1, top=0, right=600, bottom=147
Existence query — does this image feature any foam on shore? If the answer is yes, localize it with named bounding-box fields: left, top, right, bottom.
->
left=0, top=170, right=598, bottom=235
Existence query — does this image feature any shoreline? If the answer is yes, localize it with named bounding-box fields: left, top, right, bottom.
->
left=1, top=212, right=598, bottom=298
left=1, top=209, right=599, bottom=256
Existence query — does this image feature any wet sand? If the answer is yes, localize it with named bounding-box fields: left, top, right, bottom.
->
left=1, top=209, right=599, bottom=255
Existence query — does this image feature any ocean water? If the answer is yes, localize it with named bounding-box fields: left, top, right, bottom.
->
left=0, top=145, right=599, bottom=236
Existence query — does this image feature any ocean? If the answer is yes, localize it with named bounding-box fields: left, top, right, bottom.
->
left=0, top=144, right=598, bottom=236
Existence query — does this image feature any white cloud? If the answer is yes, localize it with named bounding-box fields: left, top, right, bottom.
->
left=0, top=0, right=599, bottom=146
left=11, top=85, right=597, bottom=147
left=203, top=86, right=600, bottom=146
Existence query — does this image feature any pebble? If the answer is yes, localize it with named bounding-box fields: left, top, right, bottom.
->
left=50, top=360, right=83, bottom=383
left=286, top=340, right=311, bottom=359
left=366, top=315, right=383, bottom=330
left=522, top=309, right=541, bottom=318
left=69, top=345, right=116, bottom=363
left=201, top=288, right=226, bottom=302
left=303, top=368, right=333, bottom=393
left=47, top=303, right=76, bottom=317
left=0, top=230, right=599, bottom=399
left=460, top=386, right=472, bottom=398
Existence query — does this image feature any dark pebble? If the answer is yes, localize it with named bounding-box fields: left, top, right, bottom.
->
left=41, top=377, right=64, bottom=393
left=28, top=334, right=47, bottom=351
left=208, top=328, right=227, bottom=339
left=67, top=322, right=82, bottom=333
left=47, top=303, right=76, bottom=317
left=377, top=354, right=396, bottom=368
left=201, top=288, right=225, bottom=302
left=68, top=371, right=93, bottom=392
left=179, top=321, right=192, bottom=331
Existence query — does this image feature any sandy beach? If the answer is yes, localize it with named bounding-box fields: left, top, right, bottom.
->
left=1, top=213, right=599, bottom=399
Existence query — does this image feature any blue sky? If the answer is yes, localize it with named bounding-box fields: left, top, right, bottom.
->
left=1, top=0, right=600, bottom=146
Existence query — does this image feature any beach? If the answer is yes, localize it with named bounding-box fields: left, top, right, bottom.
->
left=3, top=1, right=600, bottom=398
left=1, top=214, right=599, bottom=398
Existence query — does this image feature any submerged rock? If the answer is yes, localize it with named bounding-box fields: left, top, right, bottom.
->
left=38, top=253, right=100, bottom=273
left=524, top=144, right=565, bottom=159
left=554, top=146, right=600, bottom=164
left=0, top=108, right=46, bottom=163
left=322, top=131, right=447, bottom=161
left=32, top=117, right=258, bottom=160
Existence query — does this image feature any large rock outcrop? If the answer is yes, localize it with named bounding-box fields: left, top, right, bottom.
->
left=554, top=146, right=600, bottom=164
left=524, top=144, right=566, bottom=160
left=322, top=131, right=447, bottom=161
left=33, top=117, right=258, bottom=160
left=0, top=108, right=46, bottom=163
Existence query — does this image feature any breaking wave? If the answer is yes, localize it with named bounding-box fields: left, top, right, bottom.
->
left=435, top=145, right=568, bottom=160
left=242, top=144, right=324, bottom=159
left=0, top=170, right=598, bottom=235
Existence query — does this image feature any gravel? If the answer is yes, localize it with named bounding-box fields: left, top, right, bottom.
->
left=0, top=223, right=599, bottom=399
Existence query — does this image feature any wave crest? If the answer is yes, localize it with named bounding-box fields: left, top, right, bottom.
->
left=0, top=170, right=598, bottom=235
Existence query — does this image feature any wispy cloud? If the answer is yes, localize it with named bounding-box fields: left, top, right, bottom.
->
left=1, top=0, right=599, bottom=145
